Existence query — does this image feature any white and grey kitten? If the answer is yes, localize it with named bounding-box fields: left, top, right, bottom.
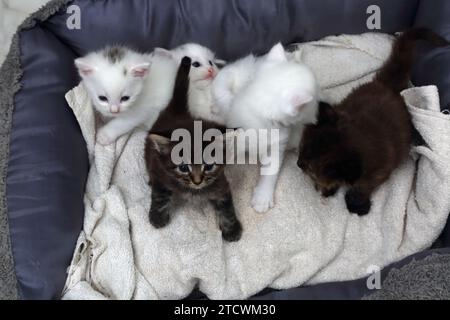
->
left=75, top=46, right=178, bottom=145
left=155, top=43, right=226, bottom=124
left=215, top=43, right=319, bottom=213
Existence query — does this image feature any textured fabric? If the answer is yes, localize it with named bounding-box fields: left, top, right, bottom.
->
left=0, top=0, right=74, bottom=301
left=255, top=248, right=450, bottom=300
left=413, top=0, right=450, bottom=113
left=364, top=254, right=450, bottom=300
left=62, top=33, right=450, bottom=299
left=412, top=1, right=450, bottom=248
left=0, top=22, right=21, bottom=301
left=1, top=0, right=83, bottom=300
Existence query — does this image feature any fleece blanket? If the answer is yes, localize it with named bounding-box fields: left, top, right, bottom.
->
left=62, top=33, right=450, bottom=300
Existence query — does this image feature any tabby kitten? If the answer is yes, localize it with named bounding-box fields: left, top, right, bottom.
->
left=145, top=57, right=242, bottom=242
left=297, top=28, right=449, bottom=215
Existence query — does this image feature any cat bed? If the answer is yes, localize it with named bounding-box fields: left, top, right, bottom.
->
left=61, top=33, right=450, bottom=299
left=1, top=0, right=450, bottom=300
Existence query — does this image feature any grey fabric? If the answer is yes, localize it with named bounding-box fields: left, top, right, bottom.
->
left=0, top=0, right=73, bottom=300
left=412, top=0, right=450, bottom=112
left=44, top=0, right=419, bottom=60
left=0, top=23, right=21, bottom=301
left=6, top=0, right=87, bottom=300
left=364, top=254, right=450, bottom=300
left=252, top=248, right=450, bottom=300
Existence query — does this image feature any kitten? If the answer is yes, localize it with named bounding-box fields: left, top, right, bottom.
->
left=297, top=28, right=449, bottom=215
left=154, top=43, right=226, bottom=123
left=75, top=46, right=178, bottom=145
left=219, top=43, right=319, bottom=213
left=145, top=56, right=242, bottom=242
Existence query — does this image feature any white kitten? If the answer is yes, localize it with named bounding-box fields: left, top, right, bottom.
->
left=212, top=54, right=258, bottom=117
left=75, top=46, right=178, bottom=145
left=223, top=43, right=319, bottom=213
left=155, top=43, right=226, bottom=123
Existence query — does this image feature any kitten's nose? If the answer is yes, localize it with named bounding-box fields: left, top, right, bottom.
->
left=207, top=68, right=215, bottom=77
left=110, top=105, right=120, bottom=113
left=192, top=176, right=203, bottom=185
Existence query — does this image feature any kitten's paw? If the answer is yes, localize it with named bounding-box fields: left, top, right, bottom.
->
left=221, top=220, right=243, bottom=242
left=345, top=189, right=371, bottom=216
left=97, top=128, right=116, bottom=146
left=149, top=211, right=170, bottom=229
left=251, top=189, right=274, bottom=213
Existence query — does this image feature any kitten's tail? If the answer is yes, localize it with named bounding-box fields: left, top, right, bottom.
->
left=167, top=56, right=192, bottom=114
left=376, top=28, right=449, bottom=93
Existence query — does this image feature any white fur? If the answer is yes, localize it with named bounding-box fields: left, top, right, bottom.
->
left=221, top=43, right=319, bottom=213
left=156, top=43, right=226, bottom=123
left=75, top=48, right=178, bottom=145
left=212, top=54, right=258, bottom=116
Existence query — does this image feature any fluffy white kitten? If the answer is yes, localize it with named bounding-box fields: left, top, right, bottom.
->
left=75, top=46, right=178, bottom=145
left=221, top=43, right=319, bottom=213
left=155, top=43, right=226, bottom=123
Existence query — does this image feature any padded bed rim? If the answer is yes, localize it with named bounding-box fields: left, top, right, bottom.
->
left=0, top=0, right=74, bottom=300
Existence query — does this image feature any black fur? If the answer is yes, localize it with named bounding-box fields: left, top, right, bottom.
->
left=345, top=188, right=371, bottom=216
left=149, top=182, right=173, bottom=228
left=210, top=191, right=243, bottom=242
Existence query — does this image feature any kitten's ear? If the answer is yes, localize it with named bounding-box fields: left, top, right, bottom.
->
left=75, top=58, right=95, bottom=77
left=130, top=62, right=150, bottom=78
left=214, top=59, right=227, bottom=68
left=153, top=47, right=174, bottom=59
left=266, top=43, right=287, bottom=62
left=318, top=102, right=337, bottom=124
left=148, top=134, right=171, bottom=154
left=288, top=93, right=314, bottom=115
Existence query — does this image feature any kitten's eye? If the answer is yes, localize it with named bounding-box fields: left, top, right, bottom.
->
left=98, top=96, right=108, bottom=102
left=192, top=61, right=201, bottom=68
left=178, top=163, right=190, bottom=173
left=209, top=60, right=213, bottom=66
left=121, top=96, right=130, bottom=102
left=203, top=163, right=215, bottom=172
